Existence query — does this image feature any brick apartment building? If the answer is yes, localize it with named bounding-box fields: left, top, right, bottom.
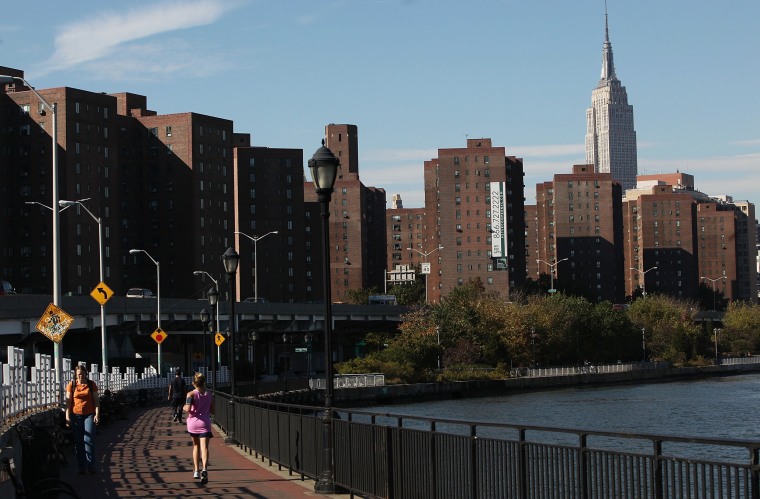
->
left=303, top=124, right=387, bottom=303
left=534, top=165, right=624, bottom=303
left=386, top=194, right=427, bottom=291
left=422, top=138, right=526, bottom=302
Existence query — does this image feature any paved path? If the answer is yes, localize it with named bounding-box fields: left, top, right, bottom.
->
left=58, top=405, right=348, bottom=498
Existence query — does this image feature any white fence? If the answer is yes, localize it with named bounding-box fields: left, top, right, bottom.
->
left=309, top=373, right=386, bottom=390
left=0, top=346, right=230, bottom=427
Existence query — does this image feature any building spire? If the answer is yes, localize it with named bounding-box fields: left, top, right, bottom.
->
left=599, top=0, right=618, bottom=85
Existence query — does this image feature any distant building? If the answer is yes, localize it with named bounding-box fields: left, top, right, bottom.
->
left=422, top=138, right=526, bottom=302
left=585, top=9, right=638, bottom=190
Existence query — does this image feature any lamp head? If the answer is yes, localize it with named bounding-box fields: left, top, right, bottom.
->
left=222, top=247, right=240, bottom=275
left=129, top=249, right=141, bottom=255
left=59, top=200, right=77, bottom=208
left=200, top=308, right=210, bottom=324
left=207, top=286, right=218, bottom=306
left=308, top=140, right=340, bottom=192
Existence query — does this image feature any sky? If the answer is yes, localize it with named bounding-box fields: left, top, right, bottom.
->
left=2, top=0, right=759, bottom=210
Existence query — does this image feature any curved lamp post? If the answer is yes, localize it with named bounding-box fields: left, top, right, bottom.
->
left=193, top=270, right=220, bottom=337
left=3, top=74, right=63, bottom=393
left=207, top=286, right=219, bottom=389
left=309, top=140, right=340, bottom=494
left=537, top=258, right=568, bottom=294
left=235, top=230, right=279, bottom=302
left=700, top=276, right=726, bottom=312
left=407, top=245, right=443, bottom=303
left=61, top=198, right=107, bottom=385
left=630, top=266, right=658, bottom=297
left=129, top=248, right=161, bottom=374
left=222, top=247, right=240, bottom=444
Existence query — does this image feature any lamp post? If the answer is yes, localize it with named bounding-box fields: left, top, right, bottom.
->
left=641, top=327, right=646, bottom=363
left=700, top=276, right=726, bottom=312
left=407, top=245, right=443, bottom=303
left=536, top=258, right=568, bottom=294
left=222, top=247, right=240, bottom=444
left=304, top=332, right=314, bottom=376
left=194, top=270, right=220, bottom=339
left=3, top=74, right=63, bottom=392
left=713, top=328, right=721, bottom=363
left=531, top=327, right=536, bottom=368
left=250, top=330, right=258, bottom=397
left=200, top=308, right=210, bottom=378
left=309, top=140, right=340, bottom=494
left=282, top=333, right=289, bottom=393
left=235, top=230, right=279, bottom=302
left=207, top=286, right=219, bottom=389
left=60, top=198, right=107, bottom=384
left=129, top=249, right=161, bottom=374
left=630, top=266, right=658, bottom=297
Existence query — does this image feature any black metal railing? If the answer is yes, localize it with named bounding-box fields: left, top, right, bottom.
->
left=214, top=392, right=760, bottom=498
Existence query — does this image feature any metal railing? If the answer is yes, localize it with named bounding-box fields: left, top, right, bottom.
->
left=216, top=393, right=760, bottom=498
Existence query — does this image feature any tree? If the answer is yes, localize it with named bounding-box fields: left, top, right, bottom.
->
left=722, top=302, right=760, bottom=355
left=628, top=296, right=700, bottom=364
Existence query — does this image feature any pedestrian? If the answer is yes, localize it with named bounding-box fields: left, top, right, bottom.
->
left=65, top=364, right=100, bottom=474
left=168, top=370, right=187, bottom=423
left=184, top=372, right=215, bottom=484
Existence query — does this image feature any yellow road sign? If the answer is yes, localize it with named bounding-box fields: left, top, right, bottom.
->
left=214, top=332, right=226, bottom=347
left=36, top=303, right=75, bottom=344
left=90, top=281, right=114, bottom=305
left=151, top=327, right=168, bottom=344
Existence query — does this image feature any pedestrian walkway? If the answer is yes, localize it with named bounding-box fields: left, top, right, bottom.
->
left=58, top=405, right=348, bottom=498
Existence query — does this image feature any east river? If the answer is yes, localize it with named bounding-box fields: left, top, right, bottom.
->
left=358, top=373, right=760, bottom=442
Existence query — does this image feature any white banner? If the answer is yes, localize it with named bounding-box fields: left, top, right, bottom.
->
left=490, top=182, right=508, bottom=258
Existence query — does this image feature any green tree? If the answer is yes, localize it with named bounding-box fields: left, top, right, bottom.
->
left=722, top=302, right=760, bottom=355
left=628, top=296, right=700, bottom=364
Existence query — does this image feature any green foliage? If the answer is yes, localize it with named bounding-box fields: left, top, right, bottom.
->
left=628, top=295, right=700, bottom=363
left=344, top=287, right=381, bottom=305
left=334, top=356, right=414, bottom=384
left=722, top=302, right=760, bottom=355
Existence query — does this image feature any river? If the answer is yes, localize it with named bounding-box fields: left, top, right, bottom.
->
left=356, top=373, right=760, bottom=442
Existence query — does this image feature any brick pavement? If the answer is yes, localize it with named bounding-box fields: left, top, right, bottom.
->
left=57, top=405, right=350, bottom=499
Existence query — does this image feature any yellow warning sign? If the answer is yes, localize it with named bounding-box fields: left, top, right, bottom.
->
left=90, top=281, right=114, bottom=305
left=214, top=332, right=226, bottom=347
left=151, top=327, right=168, bottom=344
left=36, top=303, right=75, bottom=344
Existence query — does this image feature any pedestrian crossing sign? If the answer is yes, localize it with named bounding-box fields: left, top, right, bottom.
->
left=214, top=332, right=226, bottom=347
left=36, top=303, right=75, bottom=344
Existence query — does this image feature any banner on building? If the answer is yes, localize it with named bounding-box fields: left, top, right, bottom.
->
left=490, top=182, right=508, bottom=258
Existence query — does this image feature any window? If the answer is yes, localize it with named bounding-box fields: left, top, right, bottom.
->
left=166, top=126, right=172, bottom=137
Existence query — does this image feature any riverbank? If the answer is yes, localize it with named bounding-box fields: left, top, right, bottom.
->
left=333, top=361, right=760, bottom=407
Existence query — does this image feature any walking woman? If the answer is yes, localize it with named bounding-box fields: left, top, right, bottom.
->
left=65, top=365, right=100, bottom=474
left=183, top=372, right=215, bottom=483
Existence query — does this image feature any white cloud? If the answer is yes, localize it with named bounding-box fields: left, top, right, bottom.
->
left=40, top=0, right=235, bottom=74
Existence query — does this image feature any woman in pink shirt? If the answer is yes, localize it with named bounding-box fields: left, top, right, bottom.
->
left=183, top=372, right=215, bottom=483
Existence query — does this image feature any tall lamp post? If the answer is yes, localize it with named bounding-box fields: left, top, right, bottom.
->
left=407, top=245, right=443, bottom=303
left=713, top=328, right=721, bottom=363
left=249, top=330, right=258, bottom=397
left=2, top=74, right=63, bottom=391
left=630, top=266, right=658, bottom=297
left=207, top=287, right=219, bottom=389
left=700, top=276, right=726, bottom=312
left=61, top=198, right=107, bottom=384
left=641, top=327, right=646, bottom=363
left=129, top=249, right=161, bottom=374
left=235, top=230, right=279, bottom=302
left=194, top=270, right=220, bottom=341
left=536, top=258, right=568, bottom=294
left=222, top=247, right=240, bottom=444
left=309, top=140, right=340, bottom=494
left=200, top=308, right=210, bottom=378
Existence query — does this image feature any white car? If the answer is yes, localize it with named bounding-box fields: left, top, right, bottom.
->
left=127, top=288, right=155, bottom=298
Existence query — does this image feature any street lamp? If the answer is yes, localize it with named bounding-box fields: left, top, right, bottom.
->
left=60, top=198, right=107, bottom=385
left=630, top=266, right=658, bottom=297
left=309, top=140, right=340, bottom=494
left=641, top=327, right=646, bottom=363
left=282, top=333, right=289, bottom=393
left=407, top=245, right=443, bottom=303
left=3, top=74, right=63, bottom=391
left=536, top=258, right=568, bottom=294
left=194, top=270, right=220, bottom=338
left=207, top=286, right=219, bottom=389
left=222, top=247, right=240, bottom=444
left=200, top=308, right=210, bottom=378
left=129, top=249, right=161, bottom=374
left=235, top=230, right=279, bottom=302
left=700, top=276, right=726, bottom=312
left=249, top=330, right=258, bottom=397
left=713, top=328, right=722, bottom=363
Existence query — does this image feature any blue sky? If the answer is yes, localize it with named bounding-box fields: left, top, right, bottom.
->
left=3, top=0, right=759, bottom=210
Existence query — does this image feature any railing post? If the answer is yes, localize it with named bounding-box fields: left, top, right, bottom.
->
left=578, top=434, right=588, bottom=499
left=470, top=425, right=478, bottom=499
left=518, top=428, right=528, bottom=499
left=653, top=439, right=663, bottom=499
left=430, top=421, right=437, bottom=499
left=752, top=447, right=760, bottom=499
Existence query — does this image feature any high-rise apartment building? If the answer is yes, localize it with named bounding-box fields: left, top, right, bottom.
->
left=303, top=124, right=387, bottom=302
left=422, top=138, right=526, bottom=302
left=535, top=165, right=624, bottom=303
left=585, top=10, right=638, bottom=190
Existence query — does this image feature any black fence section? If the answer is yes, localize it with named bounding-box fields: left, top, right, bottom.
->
left=213, top=392, right=760, bottom=498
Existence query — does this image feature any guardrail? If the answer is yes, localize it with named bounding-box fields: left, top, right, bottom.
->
left=217, top=394, right=760, bottom=498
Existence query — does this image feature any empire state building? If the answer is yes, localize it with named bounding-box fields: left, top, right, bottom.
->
left=585, top=10, right=638, bottom=190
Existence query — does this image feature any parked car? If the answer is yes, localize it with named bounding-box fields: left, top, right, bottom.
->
left=126, top=288, right=155, bottom=298
left=244, top=297, right=267, bottom=303
left=0, top=281, right=16, bottom=295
